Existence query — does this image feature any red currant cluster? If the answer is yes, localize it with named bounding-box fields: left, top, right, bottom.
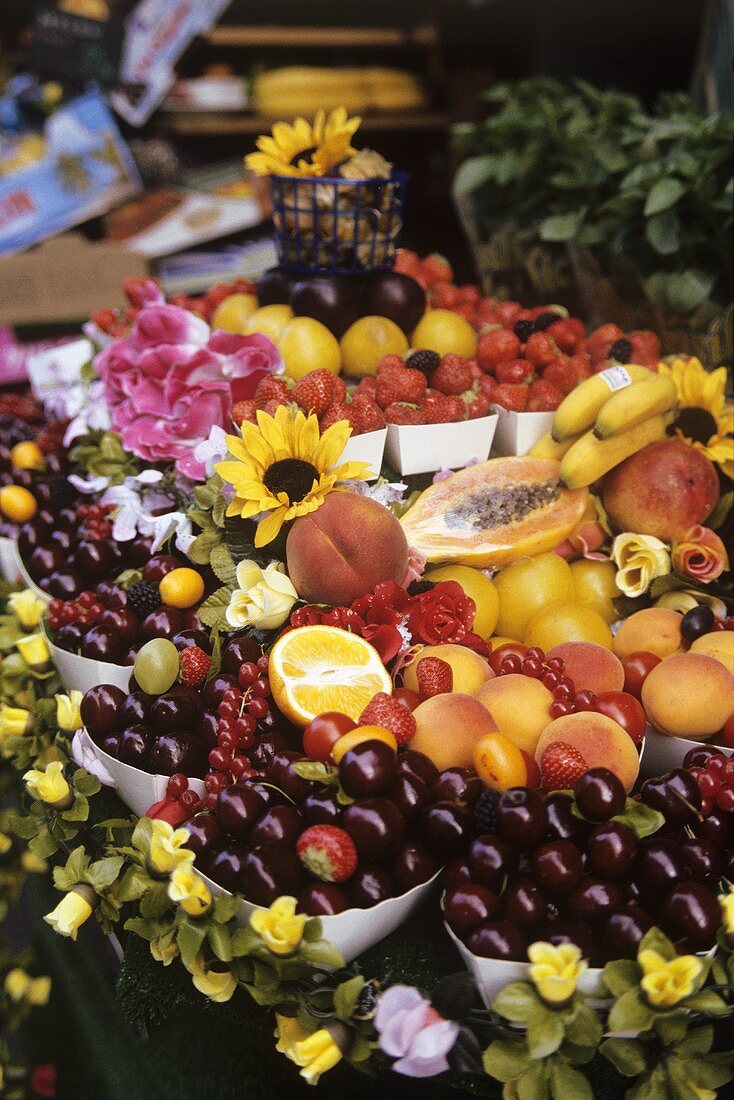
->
left=206, top=656, right=273, bottom=793
left=687, top=751, right=734, bottom=815
left=496, top=646, right=585, bottom=718
left=166, top=773, right=216, bottom=814
left=47, top=590, right=105, bottom=630
left=77, top=502, right=114, bottom=541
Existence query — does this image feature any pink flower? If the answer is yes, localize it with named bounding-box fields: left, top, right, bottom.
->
left=672, top=525, right=730, bottom=584
left=95, top=301, right=283, bottom=479
left=375, top=984, right=459, bottom=1078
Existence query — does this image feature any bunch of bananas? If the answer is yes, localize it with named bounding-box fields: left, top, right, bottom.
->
left=253, top=67, right=427, bottom=117
left=530, top=365, right=677, bottom=488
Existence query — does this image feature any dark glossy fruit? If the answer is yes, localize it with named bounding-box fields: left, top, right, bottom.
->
left=118, top=692, right=150, bottom=728
left=392, top=841, right=438, bottom=891
left=339, top=740, right=397, bottom=797
left=207, top=844, right=248, bottom=892
left=149, top=732, right=205, bottom=777
left=545, top=792, right=587, bottom=842
left=680, top=838, right=722, bottom=885
left=141, top=555, right=181, bottom=585
left=195, top=711, right=219, bottom=751
left=80, top=624, right=124, bottom=663
left=468, top=835, right=518, bottom=890
left=497, top=788, right=548, bottom=849
left=150, top=689, right=199, bottom=732
left=256, top=266, right=297, bottom=306
left=693, top=806, right=734, bottom=849
left=297, top=882, right=350, bottom=916
left=603, top=904, right=654, bottom=960
left=640, top=769, right=701, bottom=826
left=117, top=724, right=152, bottom=767
left=567, top=876, right=622, bottom=923
left=398, top=750, right=439, bottom=787
left=220, top=635, right=261, bottom=673
left=248, top=731, right=289, bottom=772
left=80, top=684, right=127, bottom=737
left=532, top=839, right=583, bottom=891
left=362, top=271, right=426, bottom=334
left=291, top=275, right=363, bottom=337
left=467, top=920, right=527, bottom=961
left=100, top=732, right=120, bottom=757
left=96, top=608, right=139, bottom=644
left=53, top=622, right=85, bottom=653
left=444, top=883, right=500, bottom=933
left=348, top=864, right=394, bottom=908
left=250, top=805, right=303, bottom=847
left=501, top=876, right=545, bottom=931
left=49, top=529, right=72, bottom=552
left=140, top=607, right=183, bottom=641
left=444, top=857, right=472, bottom=886
left=431, top=767, right=482, bottom=807
left=183, top=814, right=225, bottom=859
left=28, top=544, right=64, bottom=578
left=97, top=581, right=128, bottom=610
left=621, top=651, right=661, bottom=699
left=387, top=773, right=430, bottom=820
left=74, top=540, right=115, bottom=581
left=419, top=802, right=473, bottom=861
left=172, top=628, right=211, bottom=652
left=216, top=783, right=267, bottom=835
left=541, top=920, right=596, bottom=961
left=47, top=571, right=83, bottom=599
left=682, top=745, right=726, bottom=770
left=659, top=880, right=721, bottom=950
left=303, top=789, right=342, bottom=826
left=575, top=768, right=626, bottom=822
left=267, top=751, right=316, bottom=803
left=586, top=822, right=638, bottom=878
left=635, top=838, right=687, bottom=907
left=681, top=604, right=715, bottom=641
left=242, top=778, right=285, bottom=813
left=341, top=797, right=405, bottom=861
left=242, top=843, right=305, bottom=906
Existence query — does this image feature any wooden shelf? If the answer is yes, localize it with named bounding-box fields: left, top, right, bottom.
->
left=207, top=23, right=439, bottom=49
left=159, top=111, right=451, bottom=136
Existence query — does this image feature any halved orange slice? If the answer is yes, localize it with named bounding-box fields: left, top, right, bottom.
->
left=269, top=625, right=392, bottom=727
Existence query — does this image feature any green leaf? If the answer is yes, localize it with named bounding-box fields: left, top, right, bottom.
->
left=483, top=1037, right=529, bottom=1084
left=664, top=269, right=715, bottom=314
left=638, top=927, right=677, bottom=961
left=493, top=982, right=544, bottom=1024
left=678, top=1026, right=713, bottom=1056
left=550, top=1062, right=592, bottom=1100
left=213, top=893, right=238, bottom=923
left=177, top=918, right=207, bottom=969
left=140, top=882, right=173, bottom=920
left=602, top=958, right=641, bottom=997
left=608, top=988, right=655, bottom=1034
left=334, top=975, right=365, bottom=1022
left=62, top=794, right=90, bottom=822
left=30, top=831, right=60, bottom=858
left=683, top=989, right=729, bottom=1015
left=564, top=1004, right=602, bottom=1049
left=681, top=1053, right=734, bottom=1090
left=86, top=855, right=124, bottom=890
left=453, top=155, right=497, bottom=197
left=197, top=587, right=233, bottom=630
left=612, top=799, right=665, bottom=840
left=646, top=211, right=680, bottom=255
left=601, top=1037, right=648, bottom=1077
left=292, top=761, right=339, bottom=785
left=644, top=178, right=686, bottom=216
left=704, top=489, right=733, bottom=532
left=207, top=922, right=232, bottom=963
left=209, top=545, right=237, bottom=586
left=527, top=1013, right=564, bottom=1059
left=539, top=208, right=587, bottom=242
left=55, top=846, right=89, bottom=889
left=299, top=939, right=344, bottom=971
left=517, top=1061, right=550, bottom=1100
left=73, top=770, right=101, bottom=797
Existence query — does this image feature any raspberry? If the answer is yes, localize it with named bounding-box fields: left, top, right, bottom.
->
left=406, top=349, right=440, bottom=376
left=384, top=403, right=425, bottom=425
left=293, top=370, right=339, bottom=416
left=296, top=825, right=358, bottom=882
left=495, top=359, right=535, bottom=385
left=359, top=692, right=416, bottom=744
left=608, top=338, right=632, bottom=364
left=416, top=657, right=453, bottom=698
left=350, top=396, right=385, bottom=434
left=513, top=318, right=535, bottom=343
left=477, top=329, right=522, bottom=372
left=376, top=354, right=406, bottom=373
left=319, top=402, right=359, bottom=432
left=524, top=332, right=559, bottom=368
left=541, top=358, right=578, bottom=396
left=467, top=392, right=491, bottom=419
left=253, top=375, right=291, bottom=410
left=375, top=365, right=426, bottom=409
left=627, top=331, right=661, bottom=367
left=127, top=581, right=161, bottom=618
left=492, top=383, right=529, bottom=411
left=586, top=324, right=624, bottom=365
left=421, top=391, right=466, bottom=424
left=527, top=379, right=564, bottom=411
left=540, top=741, right=588, bottom=790
left=429, top=354, right=473, bottom=395
left=232, top=400, right=257, bottom=425
left=474, top=788, right=501, bottom=834
left=180, top=646, right=211, bottom=687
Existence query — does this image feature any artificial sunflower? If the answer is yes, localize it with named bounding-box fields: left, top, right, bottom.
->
left=245, top=108, right=361, bottom=178
left=215, top=406, right=370, bottom=547
left=658, top=356, right=734, bottom=479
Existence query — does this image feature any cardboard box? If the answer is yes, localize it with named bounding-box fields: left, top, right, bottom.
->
left=491, top=407, right=555, bottom=456
left=385, top=414, right=498, bottom=476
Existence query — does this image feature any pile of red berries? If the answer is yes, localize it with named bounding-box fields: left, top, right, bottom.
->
left=684, top=746, right=734, bottom=816
left=48, top=591, right=105, bottom=630
left=77, top=502, right=114, bottom=542
left=206, top=656, right=274, bottom=790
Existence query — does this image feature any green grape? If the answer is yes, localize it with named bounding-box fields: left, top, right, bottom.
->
left=134, top=639, right=179, bottom=695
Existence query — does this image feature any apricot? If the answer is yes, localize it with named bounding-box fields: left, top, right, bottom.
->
left=494, top=553, right=575, bottom=642
left=286, top=491, right=408, bottom=606
left=546, top=642, right=625, bottom=695
left=524, top=603, right=613, bottom=650
left=475, top=674, right=554, bottom=755
left=641, top=652, right=734, bottom=740
left=690, top=630, right=734, bottom=672
left=410, top=694, right=497, bottom=770
left=473, top=732, right=533, bottom=792
left=613, top=607, right=682, bottom=661
left=535, top=711, right=640, bottom=792
left=569, top=558, right=621, bottom=624
left=402, top=643, right=493, bottom=696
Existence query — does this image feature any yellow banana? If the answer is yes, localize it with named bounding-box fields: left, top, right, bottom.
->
left=528, top=431, right=581, bottom=461
left=594, top=374, right=677, bottom=438
left=552, top=364, right=653, bottom=441
left=559, top=412, right=672, bottom=489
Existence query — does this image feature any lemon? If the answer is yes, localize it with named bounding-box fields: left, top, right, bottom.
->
left=278, top=316, right=341, bottom=380
left=211, top=292, right=259, bottom=333
left=524, top=603, right=614, bottom=651
left=570, top=558, right=621, bottom=625
left=424, top=564, right=499, bottom=639
left=158, top=567, right=205, bottom=609
left=340, top=315, right=409, bottom=377
left=411, top=308, right=477, bottom=358
left=10, top=441, right=45, bottom=471
left=0, top=485, right=37, bottom=523
left=494, top=553, right=575, bottom=642
left=244, top=304, right=293, bottom=343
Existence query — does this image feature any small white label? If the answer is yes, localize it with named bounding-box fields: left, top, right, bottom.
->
left=599, top=365, right=632, bottom=392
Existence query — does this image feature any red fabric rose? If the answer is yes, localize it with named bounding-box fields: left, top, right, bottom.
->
left=407, top=581, right=476, bottom=646
left=30, top=1064, right=57, bottom=1098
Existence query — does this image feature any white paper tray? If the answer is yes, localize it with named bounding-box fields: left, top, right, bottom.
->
left=491, top=407, right=555, bottom=456
left=385, top=414, right=498, bottom=476
left=339, top=428, right=387, bottom=481
left=87, top=733, right=205, bottom=817
left=46, top=628, right=132, bottom=695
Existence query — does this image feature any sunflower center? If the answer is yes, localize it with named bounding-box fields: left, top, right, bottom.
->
left=290, top=146, right=317, bottom=166
left=263, top=459, right=319, bottom=501
left=672, top=406, right=717, bottom=444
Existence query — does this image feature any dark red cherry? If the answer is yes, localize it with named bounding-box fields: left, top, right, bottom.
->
left=501, top=876, right=545, bottom=931
left=444, top=883, right=500, bottom=934
left=541, top=919, right=596, bottom=961
left=545, top=792, right=588, bottom=842
left=431, top=767, right=483, bottom=807
left=640, top=769, right=702, bottom=826
left=659, top=880, right=721, bottom=951
left=249, top=805, right=303, bottom=847
left=348, top=864, right=394, bottom=908
left=241, top=843, right=305, bottom=906
left=183, top=814, right=224, bottom=860
left=141, top=555, right=182, bottom=585
left=80, top=683, right=127, bottom=737
left=391, top=841, right=438, bottom=891
left=339, top=740, right=397, bottom=798
left=266, top=751, right=316, bottom=804
left=444, top=857, right=472, bottom=886
left=117, top=724, right=152, bottom=768
left=386, top=773, right=430, bottom=819
left=303, top=789, right=342, bottom=826
left=575, top=768, right=626, bottom=822
left=635, top=838, right=686, bottom=908
left=221, top=635, right=262, bottom=674
left=73, top=540, right=116, bottom=581
left=496, top=787, right=548, bottom=849
left=149, top=732, right=205, bottom=777
left=603, top=905, right=654, bottom=960
left=419, top=802, right=473, bottom=861
left=398, top=750, right=439, bottom=787
left=81, top=624, right=124, bottom=663
left=207, top=844, right=248, bottom=892
left=468, top=835, right=518, bottom=890
left=680, top=838, right=722, bottom=886
left=341, top=797, right=405, bottom=861
left=467, top=920, right=527, bottom=961
left=297, top=882, right=350, bottom=916
left=586, top=821, right=638, bottom=878
left=567, top=876, right=622, bottom=923
left=97, top=608, right=139, bottom=644
left=532, top=840, right=583, bottom=892
left=216, top=783, right=267, bottom=835
left=140, top=607, right=183, bottom=641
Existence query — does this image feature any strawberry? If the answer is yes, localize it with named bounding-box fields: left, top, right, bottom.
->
left=586, top=323, right=624, bottom=365
left=263, top=398, right=286, bottom=416
left=393, top=248, right=425, bottom=285
left=467, top=392, right=491, bottom=419
left=319, top=401, right=359, bottom=432
left=527, top=379, right=564, bottom=411
left=421, top=252, right=453, bottom=286
left=421, top=391, right=466, bottom=423
left=292, top=369, right=339, bottom=416
left=354, top=377, right=378, bottom=401
left=524, top=332, right=560, bottom=368
left=376, top=353, right=407, bottom=373
left=568, top=352, right=593, bottom=383
left=548, top=317, right=585, bottom=353
left=432, top=281, right=462, bottom=309
left=359, top=692, right=416, bottom=744
left=627, top=330, right=661, bottom=367
left=253, top=374, right=291, bottom=410
left=232, top=399, right=257, bottom=425
left=494, top=301, right=523, bottom=327
left=416, top=657, right=453, bottom=698
left=541, top=357, right=578, bottom=395
left=429, top=354, right=473, bottom=395
left=475, top=298, right=500, bottom=327
left=477, top=329, right=522, bottom=372
left=296, top=825, right=358, bottom=882
left=540, top=741, right=588, bottom=790
left=384, top=403, right=425, bottom=425
left=495, top=359, right=535, bottom=385
left=493, top=383, right=529, bottom=411
left=375, top=365, right=427, bottom=409
left=180, top=646, right=211, bottom=687
left=351, top=396, right=385, bottom=434
left=467, top=358, right=482, bottom=381
left=477, top=374, right=497, bottom=402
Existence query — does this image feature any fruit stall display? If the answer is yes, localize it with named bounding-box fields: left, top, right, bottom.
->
left=0, top=111, right=733, bottom=1100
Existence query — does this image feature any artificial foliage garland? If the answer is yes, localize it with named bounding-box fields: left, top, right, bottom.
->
left=1, top=586, right=733, bottom=1099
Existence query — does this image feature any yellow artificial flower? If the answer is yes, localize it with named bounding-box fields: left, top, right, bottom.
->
left=15, top=632, right=51, bottom=672
left=0, top=831, right=12, bottom=855
left=721, top=888, right=734, bottom=939
left=44, top=886, right=94, bottom=940
left=8, top=589, right=47, bottom=629
left=226, top=560, right=298, bottom=631
left=23, top=760, right=72, bottom=807
left=187, top=954, right=237, bottom=1002
left=167, top=864, right=212, bottom=918
left=0, top=705, right=33, bottom=745
left=55, top=691, right=83, bottom=732
left=639, top=949, right=704, bottom=1007
left=689, top=1086, right=716, bottom=1100
left=147, top=820, right=194, bottom=877
left=22, top=850, right=48, bottom=874
left=658, top=356, right=734, bottom=479
left=612, top=532, right=671, bottom=598
left=275, top=1014, right=344, bottom=1085
left=4, top=969, right=51, bottom=1006
left=315, top=106, right=362, bottom=175
left=528, top=941, right=587, bottom=1006
left=246, top=108, right=361, bottom=178
left=150, top=937, right=179, bottom=966
left=250, top=896, right=307, bottom=956
left=216, top=405, right=369, bottom=547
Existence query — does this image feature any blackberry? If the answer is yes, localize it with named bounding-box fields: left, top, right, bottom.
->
left=533, top=310, right=562, bottom=332
left=127, top=581, right=161, bottom=617
left=474, top=788, right=501, bottom=835
left=353, top=980, right=380, bottom=1021
left=47, top=475, right=76, bottom=511
left=407, top=579, right=436, bottom=596
left=406, top=349, right=440, bottom=376
left=609, top=338, right=632, bottom=364
left=513, top=319, right=534, bottom=343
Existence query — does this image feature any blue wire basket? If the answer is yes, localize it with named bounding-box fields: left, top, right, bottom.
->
left=269, top=171, right=408, bottom=275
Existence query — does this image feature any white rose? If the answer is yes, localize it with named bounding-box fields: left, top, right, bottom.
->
left=225, top=560, right=298, bottom=631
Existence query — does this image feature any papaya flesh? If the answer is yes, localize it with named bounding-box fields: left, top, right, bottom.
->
left=400, top=456, right=589, bottom=567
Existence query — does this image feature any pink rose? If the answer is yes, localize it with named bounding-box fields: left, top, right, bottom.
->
left=672, top=525, right=730, bottom=583
left=375, top=984, right=459, bottom=1078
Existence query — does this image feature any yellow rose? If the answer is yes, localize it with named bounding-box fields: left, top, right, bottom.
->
left=15, top=632, right=52, bottom=671
left=44, top=885, right=95, bottom=940
left=150, top=937, right=179, bottom=966
left=225, top=560, right=298, bottom=631
left=167, top=864, right=212, bottom=918
left=639, top=949, right=704, bottom=1007
left=528, top=941, right=587, bottom=1006
left=250, top=895, right=307, bottom=956
left=4, top=968, right=50, bottom=1006
left=8, top=589, right=47, bottom=629
left=23, top=760, right=73, bottom=807
left=720, top=888, right=734, bottom=939
left=612, top=533, right=671, bottom=598
left=55, top=691, right=84, bottom=732
left=284, top=1022, right=346, bottom=1086
left=187, top=954, right=237, bottom=1002
left=0, top=831, right=12, bottom=856
left=22, top=850, right=48, bottom=874
left=147, top=820, right=194, bottom=877
left=0, top=705, right=33, bottom=744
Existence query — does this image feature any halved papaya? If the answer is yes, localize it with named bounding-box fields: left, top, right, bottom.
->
left=400, top=456, right=589, bottom=567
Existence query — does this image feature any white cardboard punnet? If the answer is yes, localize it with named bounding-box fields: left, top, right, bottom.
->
left=339, top=428, right=387, bottom=481
left=491, top=407, right=555, bottom=456
left=0, top=537, right=23, bottom=583
left=641, top=724, right=731, bottom=777
left=86, top=734, right=205, bottom=818
left=385, top=414, right=498, bottom=476
left=46, top=628, right=132, bottom=695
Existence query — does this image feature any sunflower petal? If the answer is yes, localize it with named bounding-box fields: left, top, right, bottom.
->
left=255, top=507, right=287, bottom=547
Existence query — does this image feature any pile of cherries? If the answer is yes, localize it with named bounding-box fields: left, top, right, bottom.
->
left=684, top=745, right=734, bottom=816
left=445, top=765, right=731, bottom=966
